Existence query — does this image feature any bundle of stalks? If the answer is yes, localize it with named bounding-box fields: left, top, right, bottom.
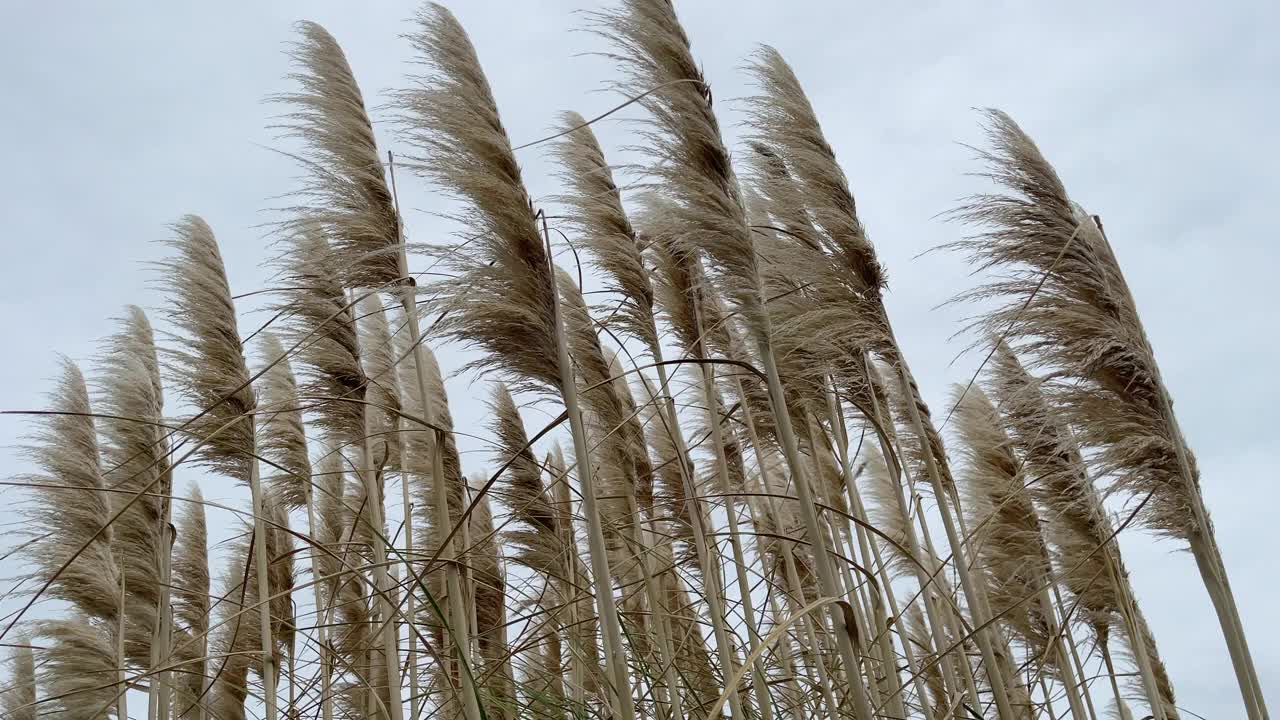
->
left=949, top=109, right=1255, bottom=715
left=989, top=341, right=1180, bottom=718
left=392, top=6, right=638, bottom=718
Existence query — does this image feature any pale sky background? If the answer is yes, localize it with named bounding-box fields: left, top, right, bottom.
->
left=1, top=1, right=1276, bottom=718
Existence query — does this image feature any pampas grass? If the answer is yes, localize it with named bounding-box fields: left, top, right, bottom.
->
left=2, top=5, right=1255, bottom=720
left=158, top=215, right=287, bottom=720
left=951, top=108, right=1263, bottom=717
left=0, top=638, right=35, bottom=720
left=16, top=361, right=121, bottom=625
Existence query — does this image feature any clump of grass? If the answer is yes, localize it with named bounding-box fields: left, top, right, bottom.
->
left=2, top=4, right=1256, bottom=720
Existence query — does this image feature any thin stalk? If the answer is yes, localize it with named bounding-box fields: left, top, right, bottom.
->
left=198, top=605, right=210, bottom=720
left=399, top=474, right=420, bottom=720
left=431, top=426, right=477, bottom=720
left=554, top=472, right=588, bottom=715
left=1103, top=551, right=1166, bottom=720
left=1097, top=641, right=1127, bottom=720
left=462, top=489, right=478, bottom=666
left=888, top=347, right=1015, bottom=719
left=247, top=457, right=279, bottom=720
left=544, top=221, right=635, bottom=720
left=118, top=564, right=129, bottom=720
left=1051, top=584, right=1098, bottom=720
left=693, top=353, right=772, bottom=720
left=1038, top=674, right=1060, bottom=720
left=389, top=152, right=479, bottom=720
left=288, top=628, right=297, bottom=720
left=305, top=486, right=335, bottom=720
left=731, top=374, right=831, bottom=719
left=1036, top=586, right=1088, bottom=720
left=158, top=486, right=176, bottom=720
left=758, top=335, right=873, bottom=720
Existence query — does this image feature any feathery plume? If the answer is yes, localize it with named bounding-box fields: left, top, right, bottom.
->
left=592, top=0, right=764, bottom=334
left=393, top=2, right=559, bottom=394
left=743, top=47, right=883, bottom=293
left=172, top=486, right=210, bottom=645
left=97, top=306, right=169, bottom=662
left=158, top=214, right=287, bottom=718
left=256, top=333, right=312, bottom=511
left=1, top=638, right=35, bottom=720
left=171, top=484, right=209, bottom=720
left=158, top=215, right=257, bottom=482
left=276, top=20, right=402, bottom=288
left=860, top=447, right=918, bottom=580
left=639, top=374, right=696, bottom=555
left=557, top=270, right=645, bottom=520
left=552, top=112, right=658, bottom=357
left=470, top=491, right=515, bottom=720
left=358, top=297, right=403, bottom=472
left=401, top=344, right=465, bottom=569
left=16, top=360, right=120, bottom=623
left=952, top=385, right=1053, bottom=660
left=951, top=109, right=1242, bottom=713
left=32, top=619, right=120, bottom=720
left=987, top=342, right=1130, bottom=641
left=312, top=449, right=348, bottom=608
left=948, top=109, right=1202, bottom=542
left=903, top=602, right=948, bottom=714
left=274, top=228, right=367, bottom=451
left=491, top=384, right=561, bottom=573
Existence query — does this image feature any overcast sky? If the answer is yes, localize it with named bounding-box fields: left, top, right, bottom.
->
left=1, top=1, right=1275, bottom=717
